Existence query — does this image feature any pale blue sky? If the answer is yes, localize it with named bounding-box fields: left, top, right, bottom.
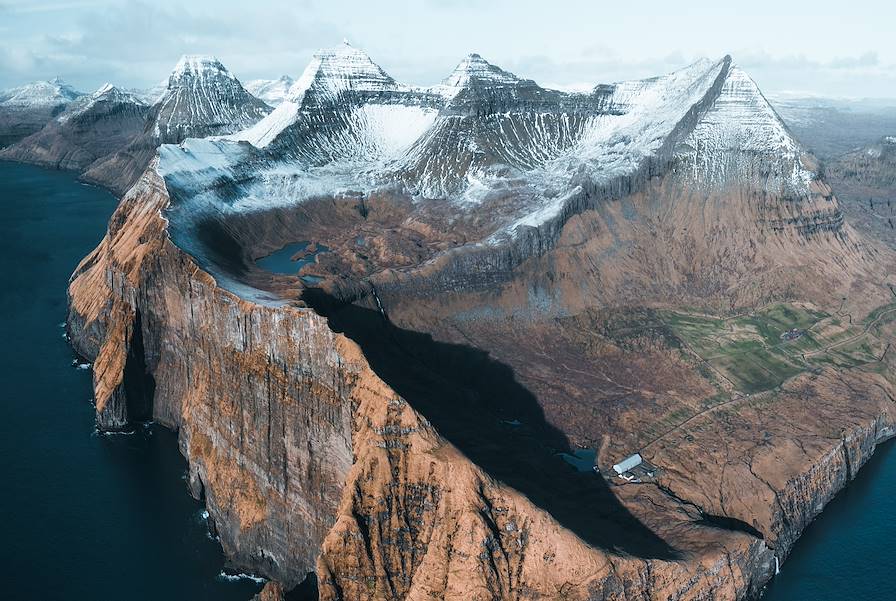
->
left=0, top=0, right=893, bottom=98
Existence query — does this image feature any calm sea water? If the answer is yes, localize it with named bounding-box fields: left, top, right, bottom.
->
left=762, top=439, right=896, bottom=600
left=2, top=160, right=895, bottom=601
left=0, top=162, right=261, bottom=600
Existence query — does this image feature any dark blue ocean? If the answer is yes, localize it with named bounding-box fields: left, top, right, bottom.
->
left=0, top=162, right=261, bottom=600
left=1, top=159, right=894, bottom=600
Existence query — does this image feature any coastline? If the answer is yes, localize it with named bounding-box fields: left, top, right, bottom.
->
left=65, top=162, right=896, bottom=599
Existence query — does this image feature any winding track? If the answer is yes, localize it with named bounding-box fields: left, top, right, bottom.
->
left=641, top=301, right=896, bottom=453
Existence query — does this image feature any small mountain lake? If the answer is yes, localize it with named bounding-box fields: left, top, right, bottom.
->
left=3, top=160, right=896, bottom=600
left=256, top=241, right=327, bottom=283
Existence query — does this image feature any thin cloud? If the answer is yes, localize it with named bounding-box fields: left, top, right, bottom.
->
left=1, top=0, right=894, bottom=98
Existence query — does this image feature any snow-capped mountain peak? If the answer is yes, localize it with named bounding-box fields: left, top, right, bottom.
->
left=169, top=55, right=236, bottom=87
left=676, top=58, right=812, bottom=190
left=442, top=53, right=520, bottom=89
left=57, top=83, right=144, bottom=123
left=94, top=83, right=116, bottom=97
left=0, top=77, right=83, bottom=108
left=230, top=42, right=411, bottom=149
left=287, top=42, right=399, bottom=104
left=151, top=55, right=270, bottom=142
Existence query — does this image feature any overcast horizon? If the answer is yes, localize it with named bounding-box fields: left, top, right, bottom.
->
left=1, top=0, right=894, bottom=99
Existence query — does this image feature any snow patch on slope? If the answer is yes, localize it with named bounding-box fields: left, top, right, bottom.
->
left=230, top=101, right=302, bottom=148
left=245, top=76, right=294, bottom=106
left=677, top=64, right=813, bottom=189
left=558, top=58, right=725, bottom=181
left=343, top=104, right=438, bottom=160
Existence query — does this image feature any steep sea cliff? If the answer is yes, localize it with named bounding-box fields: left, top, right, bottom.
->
left=65, top=163, right=896, bottom=600
left=0, top=161, right=262, bottom=600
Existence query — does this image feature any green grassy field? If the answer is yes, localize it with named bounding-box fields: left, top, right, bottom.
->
left=659, top=302, right=892, bottom=395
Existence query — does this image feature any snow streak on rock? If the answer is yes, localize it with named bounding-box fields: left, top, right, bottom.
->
left=0, top=77, right=83, bottom=108
left=150, top=55, right=271, bottom=142
left=160, top=45, right=823, bottom=245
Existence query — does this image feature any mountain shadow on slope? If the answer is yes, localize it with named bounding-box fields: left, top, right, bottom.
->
left=304, top=288, right=677, bottom=560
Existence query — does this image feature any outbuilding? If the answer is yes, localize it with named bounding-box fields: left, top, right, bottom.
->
left=612, top=453, right=643, bottom=475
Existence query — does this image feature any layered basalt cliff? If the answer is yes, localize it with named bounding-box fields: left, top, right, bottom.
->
left=70, top=167, right=784, bottom=600
left=68, top=169, right=353, bottom=585
left=68, top=46, right=896, bottom=601
left=68, top=162, right=896, bottom=600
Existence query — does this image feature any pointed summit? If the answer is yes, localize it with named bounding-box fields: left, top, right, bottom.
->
left=89, top=83, right=137, bottom=104
left=94, top=83, right=116, bottom=97
left=686, top=58, right=800, bottom=156
left=169, top=55, right=235, bottom=87
left=151, top=54, right=270, bottom=142
left=442, top=53, right=520, bottom=89
left=285, top=42, right=398, bottom=104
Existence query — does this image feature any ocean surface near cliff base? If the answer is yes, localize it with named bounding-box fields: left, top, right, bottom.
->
left=761, top=438, right=896, bottom=601
left=0, top=161, right=261, bottom=600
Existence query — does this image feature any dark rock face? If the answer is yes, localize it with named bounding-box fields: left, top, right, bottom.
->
left=0, top=85, right=148, bottom=171
left=84, top=55, right=270, bottom=195
left=821, top=136, right=896, bottom=250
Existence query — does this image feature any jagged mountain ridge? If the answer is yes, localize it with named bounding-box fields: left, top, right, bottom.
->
left=79, top=54, right=271, bottom=194
left=0, top=83, right=148, bottom=170
left=165, top=45, right=832, bottom=256
left=0, top=77, right=85, bottom=147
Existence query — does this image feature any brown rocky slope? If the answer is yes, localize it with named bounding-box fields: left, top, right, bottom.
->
left=67, top=54, right=896, bottom=600
left=67, top=166, right=780, bottom=599
left=67, top=157, right=896, bottom=600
